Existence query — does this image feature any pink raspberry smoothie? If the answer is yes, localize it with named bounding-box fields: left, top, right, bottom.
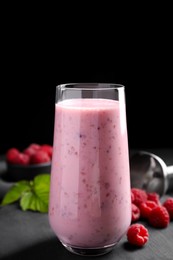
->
left=49, top=98, right=131, bottom=249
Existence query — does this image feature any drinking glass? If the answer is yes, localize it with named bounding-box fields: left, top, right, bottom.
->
left=49, top=83, right=131, bottom=256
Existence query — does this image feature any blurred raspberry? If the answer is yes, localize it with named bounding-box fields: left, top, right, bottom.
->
left=139, top=201, right=157, bottom=219
left=6, top=148, right=20, bottom=164
left=163, top=198, right=173, bottom=220
left=28, top=143, right=41, bottom=151
left=13, top=153, right=30, bottom=165
left=23, top=147, right=36, bottom=157
left=40, top=144, right=53, bottom=158
left=131, top=191, right=135, bottom=203
left=131, top=188, right=147, bottom=206
left=127, top=223, right=149, bottom=246
left=30, top=150, right=50, bottom=164
left=23, top=143, right=41, bottom=157
left=131, top=203, right=140, bottom=222
left=148, top=205, right=170, bottom=228
left=147, top=192, right=160, bottom=205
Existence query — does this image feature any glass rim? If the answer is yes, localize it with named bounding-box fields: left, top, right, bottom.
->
left=56, top=83, right=125, bottom=91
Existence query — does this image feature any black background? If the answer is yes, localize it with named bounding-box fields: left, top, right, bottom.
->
left=0, top=8, right=173, bottom=154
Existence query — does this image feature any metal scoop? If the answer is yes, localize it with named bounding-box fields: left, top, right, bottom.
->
left=130, top=151, right=173, bottom=196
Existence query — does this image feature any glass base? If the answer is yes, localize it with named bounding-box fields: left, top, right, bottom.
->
left=61, top=242, right=116, bottom=256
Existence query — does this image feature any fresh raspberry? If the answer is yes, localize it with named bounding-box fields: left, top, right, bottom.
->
left=23, top=147, right=37, bottom=157
left=6, top=148, right=20, bottom=164
left=127, top=224, right=149, bottom=246
left=139, top=201, right=157, bottom=219
left=23, top=143, right=42, bottom=160
left=148, top=205, right=170, bottom=228
left=131, top=203, right=140, bottom=222
left=163, top=198, right=173, bottom=220
left=40, top=144, right=53, bottom=158
left=131, top=191, right=135, bottom=203
left=28, top=143, right=41, bottom=151
left=147, top=192, right=160, bottom=205
left=131, top=188, right=147, bottom=206
left=30, top=150, right=50, bottom=164
left=13, top=153, right=30, bottom=165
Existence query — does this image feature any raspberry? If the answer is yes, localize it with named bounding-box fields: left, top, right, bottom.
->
left=163, top=198, right=173, bottom=220
left=131, top=188, right=147, bottom=206
left=40, top=144, right=53, bottom=158
left=13, top=153, right=30, bottom=165
left=6, top=148, right=20, bottom=164
left=148, top=205, right=170, bottom=228
left=131, top=203, right=140, bottom=222
left=30, top=150, right=50, bottom=164
left=28, top=143, right=41, bottom=151
left=147, top=192, right=160, bottom=205
left=23, top=147, right=37, bottom=157
left=131, top=191, right=135, bottom=203
left=139, top=201, right=157, bottom=219
left=127, top=224, right=149, bottom=246
left=23, top=143, right=41, bottom=158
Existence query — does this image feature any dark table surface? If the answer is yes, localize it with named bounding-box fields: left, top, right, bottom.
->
left=0, top=149, right=173, bottom=260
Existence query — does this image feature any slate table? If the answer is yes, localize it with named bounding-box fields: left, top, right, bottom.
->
left=0, top=149, right=173, bottom=260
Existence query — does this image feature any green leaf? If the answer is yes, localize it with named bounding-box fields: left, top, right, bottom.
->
left=1, top=181, right=30, bottom=206
left=1, top=174, right=50, bottom=213
left=20, top=174, right=50, bottom=213
left=20, top=191, right=48, bottom=213
left=33, top=174, right=50, bottom=205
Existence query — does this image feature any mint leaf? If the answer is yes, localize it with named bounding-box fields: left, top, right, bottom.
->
left=1, top=181, right=30, bottom=206
left=1, top=174, right=50, bottom=213
left=20, top=191, right=48, bottom=213
left=20, top=174, right=50, bottom=213
left=33, top=174, right=50, bottom=205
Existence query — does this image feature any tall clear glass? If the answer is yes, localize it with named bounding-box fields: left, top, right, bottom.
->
left=49, top=83, right=131, bottom=256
